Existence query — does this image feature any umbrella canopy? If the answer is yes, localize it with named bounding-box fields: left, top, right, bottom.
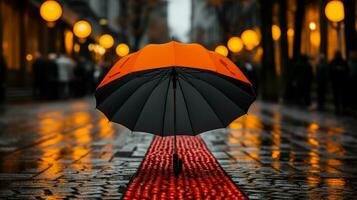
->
left=95, top=41, right=255, bottom=137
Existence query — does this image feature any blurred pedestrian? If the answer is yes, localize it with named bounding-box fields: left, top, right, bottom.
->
left=32, top=52, right=47, bottom=99
left=98, top=61, right=111, bottom=84
left=56, top=54, right=74, bottom=99
left=294, top=55, right=313, bottom=106
left=83, top=60, right=95, bottom=94
left=243, top=62, right=259, bottom=93
left=0, top=55, right=7, bottom=108
left=47, top=53, right=59, bottom=100
left=316, top=54, right=329, bottom=111
left=284, top=59, right=296, bottom=104
left=73, top=57, right=87, bottom=97
left=330, top=52, right=349, bottom=114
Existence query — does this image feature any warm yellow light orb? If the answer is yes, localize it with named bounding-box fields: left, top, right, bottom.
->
left=310, top=31, right=321, bottom=47
left=271, top=25, right=281, bottom=41
left=26, top=54, right=33, bottom=61
left=73, top=20, right=92, bottom=39
left=227, top=37, right=243, bottom=53
left=287, top=28, right=295, bottom=37
left=272, top=25, right=281, bottom=41
left=116, top=43, right=130, bottom=57
left=325, top=0, right=345, bottom=22
left=40, top=0, right=62, bottom=22
left=241, top=29, right=260, bottom=49
left=214, top=45, right=228, bottom=57
left=309, top=22, right=317, bottom=31
left=99, top=34, right=114, bottom=49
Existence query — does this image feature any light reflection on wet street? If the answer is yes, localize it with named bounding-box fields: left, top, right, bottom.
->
left=203, top=102, right=357, bottom=199
left=0, top=98, right=357, bottom=199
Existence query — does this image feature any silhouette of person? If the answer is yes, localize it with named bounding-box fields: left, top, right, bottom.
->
left=47, top=53, right=59, bottom=100
left=330, top=52, right=349, bottom=114
left=316, top=54, right=329, bottom=110
left=294, top=55, right=313, bottom=106
left=32, top=52, right=47, bottom=99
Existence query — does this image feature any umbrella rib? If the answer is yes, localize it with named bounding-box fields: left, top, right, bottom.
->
left=187, top=70, right=254, bottom=98
left=183, top=72, right=251, bottom=112
left=177, top=76, right=195, bottom=134
left=132, top=72, right=168, bottom=132
left=161, top=73, right=171, bottom=137
left=107, top=73, right=165, bottom=120
left=179, top=74, right=225, bottom=128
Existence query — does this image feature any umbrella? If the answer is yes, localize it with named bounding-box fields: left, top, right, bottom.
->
left=95, top=41, right=255, bottom=175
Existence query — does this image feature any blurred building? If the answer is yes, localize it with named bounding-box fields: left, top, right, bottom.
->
left=0, top=0, right=121, bottom=100
left=190, top=0, right=259, bottom=49
left=140, top=0, right=169, bottom=46
left=190, top=0, right=221, bottom=48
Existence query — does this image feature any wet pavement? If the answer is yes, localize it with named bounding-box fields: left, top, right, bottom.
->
left=0, top=98, right=357, bottom=199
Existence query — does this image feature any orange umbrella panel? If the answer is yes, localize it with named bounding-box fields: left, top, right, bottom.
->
left=98, top=41, right=251, bottom=89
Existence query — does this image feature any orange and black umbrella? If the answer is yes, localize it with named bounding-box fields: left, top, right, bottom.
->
left=95, top=41, right=255, bottom=174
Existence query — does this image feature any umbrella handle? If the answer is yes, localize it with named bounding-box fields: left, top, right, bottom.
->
left=172, top=67, right=182, bottom=177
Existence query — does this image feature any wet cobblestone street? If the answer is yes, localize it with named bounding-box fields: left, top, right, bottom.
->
left=0, top=98, right=357, bottom=199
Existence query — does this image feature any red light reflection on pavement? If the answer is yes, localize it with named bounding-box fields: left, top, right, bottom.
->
left=123, top=136, right=247, bottom=200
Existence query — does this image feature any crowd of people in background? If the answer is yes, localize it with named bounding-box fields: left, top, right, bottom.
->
left=32, top=52, right=110, bottom=101
left=1, top=49, right=357, bottom=116
left=285, top=51, right=357, bottom=115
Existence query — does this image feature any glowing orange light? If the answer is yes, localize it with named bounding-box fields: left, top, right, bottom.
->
left=241, top=29, right=260, bottom=50
left=116, top=43, right=130, bottom=57
left=214, top=45, right=228, bottom=57
left=73, top=20, right=92, bottom=39
left=325, top=1, right=345, bottom=22
left=40, top=0, right=62, bottom=22
left=99, top=34, right=114, bottom=49
left=227, top=36, right=243, bottom=53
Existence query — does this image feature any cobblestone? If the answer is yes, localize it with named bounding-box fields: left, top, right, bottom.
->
left=1, top=98, right=357, bottom=199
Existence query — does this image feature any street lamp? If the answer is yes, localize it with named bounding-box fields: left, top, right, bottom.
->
left=325, top=0, right=345, bottom=51
left=99, top=34, right=114, bottom=49
left=73, top=20, right=92, bottom=39
left=241, top=29, right=260, bottom=50
left=227, top=36, right=243, bottom=53
left=116, top=43, right=130, bottom=57
left=272, top=25, right=281, bottom=41
left=214, top=45, right=228, bottom=57
left=40, top=0, right=62, bottom=23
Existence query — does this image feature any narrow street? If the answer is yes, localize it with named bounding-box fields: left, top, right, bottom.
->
left=0, top=98, right=356, bottom=199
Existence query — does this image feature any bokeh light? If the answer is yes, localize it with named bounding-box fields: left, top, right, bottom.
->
left=241, top=29, right=260, bottom=50
left=214, top=45, right=228, bottom=57
left=99, top=34, right=114, bottom=49
left=310, top=31, right=321, bottom=47
left=325, top=0, right=345, bottom=22
left=40, top=0, right=62, bottom=22
left=309, top=22, right=317, bottom=31
left=227, top=36, right=243, bottom=53
left=116, top=43, right=130, bottom=57
left=272, top=25, right=281, bottom=41
left=73, top=20, right=92, bottom=39
left=287, top=28, right=295, bottom=37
